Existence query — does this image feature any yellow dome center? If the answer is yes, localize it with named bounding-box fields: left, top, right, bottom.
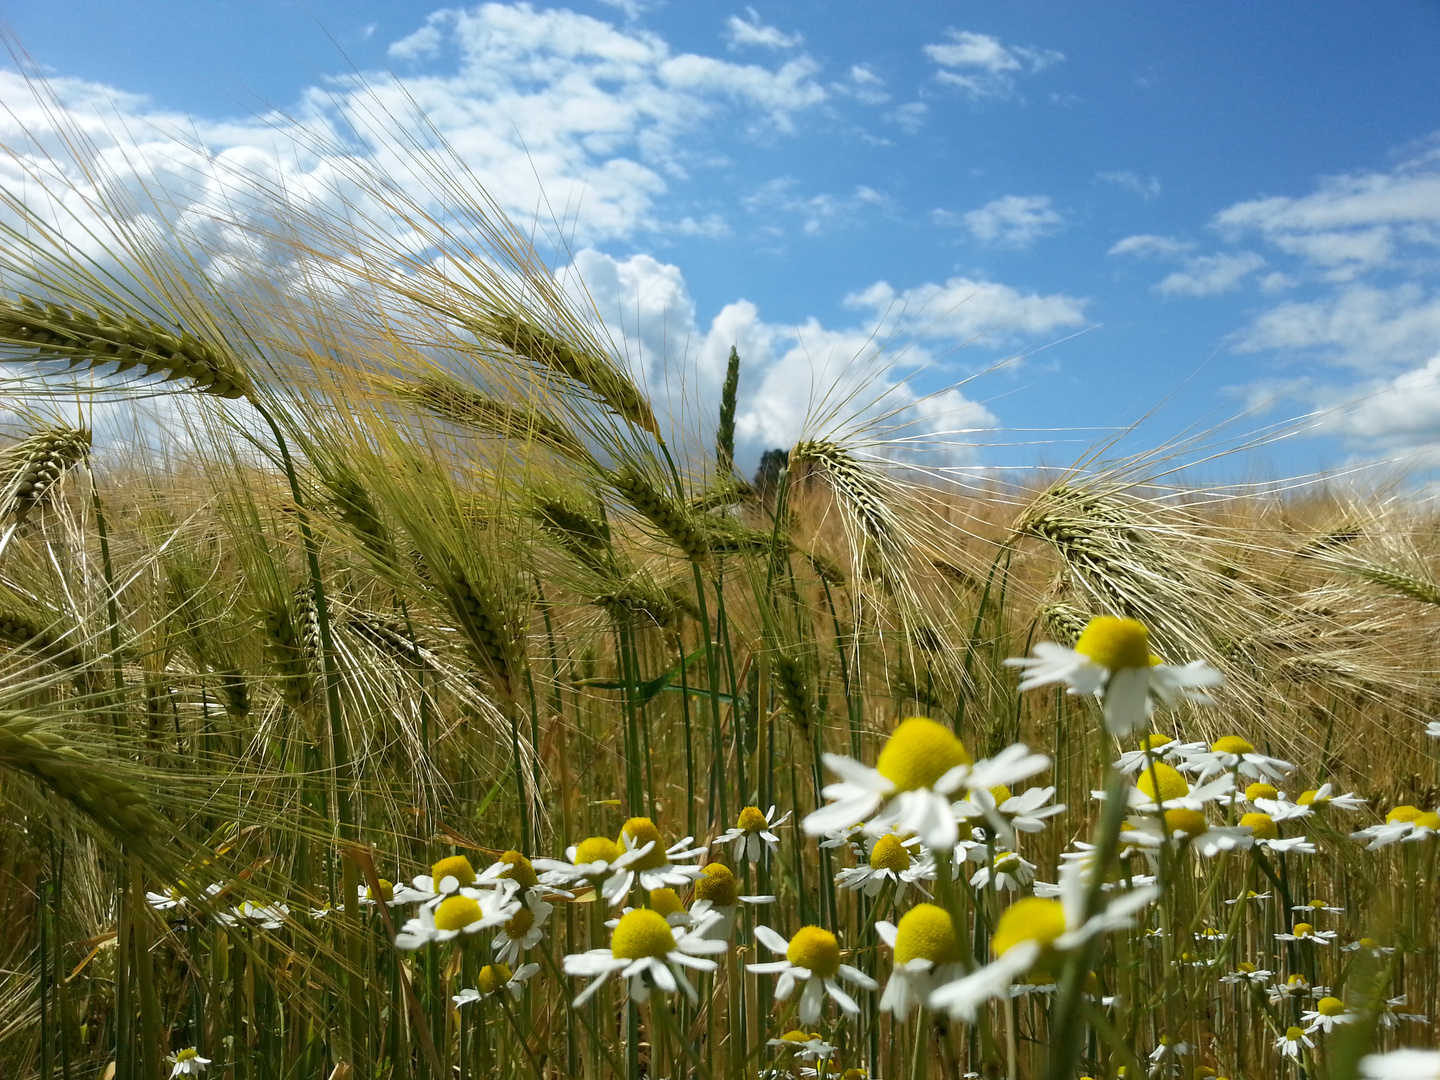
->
left=649, top=888, right=684, bottom=918
left=1165, top=808, right=1208, bottom=838
left=575, top=836, right=621, bottom=865
left=610, top=908, right=677, bottom=960
left=1387, top=805, right=1423, bottom=824
left=695, top=863, right=739, bottom=906
left=893, top=903, right=963, bottom=965
left=1137, top=762, right=1190, bottom=803
left=1074, top=617, right=1151, bottom=670
left=431, top=855, right=477, bottom=888
left=504, top=907, right=535, bottom=937
left=1414, top=811, right=1440, bottom=830
left=992, top=897, right=1067, bottom=958
left=1245, top=782, right=1278, bottom=801
left=875, top=717, right=972, bottom=792
left=736, top=805, right=769, bottom=832
left=869, top=834, right=911, bottom=872
left=1316, top=996, right=1346, bottom=1017
left=619, top=817, right=666, bottom=871
left=367, top=878, right=395, bottom=903
left=1138, top=731, right=1173, bottom=751
left=1285, top=1026, right=1305, bottom=1041
left=477, top=963, right=512, bottom=995
left=1297, top=789, right=1322, bottom=806
left=1211, top=735, right=1254, bottom=755
left=175, top=1049, right=199, bottom=1063
left=1240, top=812, right=1277, bottom=840
left=1292, top=922, right=1314, bottom=937
left=786, top=926, right=841, bottom=977
left=989, top=784, right=1013, bottom=805
left=434, top=895, right=482, bottom=932
left=499, top=850, right=539, bottom=889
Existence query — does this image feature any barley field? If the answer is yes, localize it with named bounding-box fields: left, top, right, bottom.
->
left=1, top=77, right=1439, bottom=1080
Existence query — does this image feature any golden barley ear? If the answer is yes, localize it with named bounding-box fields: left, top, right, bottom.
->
left=0, top=295, right=253, bottom=398
left=0, top=423, right=91, bottom=526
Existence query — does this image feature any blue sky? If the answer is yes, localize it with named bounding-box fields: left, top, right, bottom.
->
left=3, top=1, right=1440, bottom=478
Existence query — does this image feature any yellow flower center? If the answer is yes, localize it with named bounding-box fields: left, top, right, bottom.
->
left=1387, top=805, right=1423, bottom=824
left=504, top=907, right=535, bottom=937
left=649, top=888, right=684, bottom=918
left=1414, top=812, right=1440, bottom=831
left=989, top=784, right=1013, bottom=804
left=367, top=878, right=394, bottom=903
left=1358, top=937, right=1380, bottom=948
left=893, top=903, right=963, bottom=965
left=875, top=717, right=972, bottom=792
left=842, top=1071, right=868, bottom=1080
left=176, top=1049, right=199, bottom=1062
left=869, top=834, right=911, bottom=872
left=786, top=926, right=841, bottom=977
left=1074, top=616, right=1151, bottom=670
left=1237, top=962, right=1256, bottom=973
left=499, top=850, right=538, bottom=889
left=1211, top=735, right=1254, bottom=756
left=1136, top=762, right=1190, bottom=802
left=1165, top=808, right=1208, bottom=838
left=610, top=909, right=677, bottom=960
left=1245, top=782, right=1278, bottom=801
left=434, top=895, right=482, bottom=932
left=1292, top=922, right=1314, bottom=938
left=1139, top=731, right=1173, bottom=751
left=995, top=852, right=1023, bottom=873
left=992, top=897, right=1067, bottom=958
left=1286, top=975, right=1309, bottom=990
left=1297, top=789, right=1322, bottom=806
left=695, top=863, right=739, bottom=906
left=1306, top=899, right=1328, bottom=909
left=619, top=817, right=666, bottom=871
left=477, top=963, right=512, bottom=995
left=574, top=836, right=621, bottom=865
left=1285, top=1026, right=1305, bottom=1042
left=1194, top=1068, right=1215, bottom=1080
left=1240, top=812, right=1277, bottom=840
left=736, top=805, right=769, bottom=832
left=1317, top=996, right=1346, bottom=1017
left=431, top=855, right=477, bottom=888
left=780, top=1029, right=820, bottom=1044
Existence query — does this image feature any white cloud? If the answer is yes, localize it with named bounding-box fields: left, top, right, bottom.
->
left=837, top=64, right=889, bottom=105
left=844, top=276, right=1087, bottom=345
left=1318, top=353, right=1440, bottom=449
left=1107, top=234, right=1193, bottom=259
left=1234, top=283, right=1440, bottom=371
left=742, top=177, right=887, bottom=236
left=1095, top=170, right=1161, bottom=200
left=960, top=194, right=1064, bottom=248
left=922, top=29, right=1063, bottom=101
left=1156, top=252, right=1266, bottom=297
left=725, top=8, right=803, bottom=50
left=885, top=101, right=928, bottom=133
left=594, top=0, right=655, bottom=18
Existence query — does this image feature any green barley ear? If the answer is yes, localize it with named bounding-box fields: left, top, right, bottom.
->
left=688, top=475, right=753, bottom=513
left=716, top=345, right=740, bottom=473
left=0, top=583, right=87, bottom=672
left=475, top=311, right=661, bottom=437
left=770, top=650, right=814, bottom=737
left=527, top=488, right=614, bottom=573
left=0, top=423, right=91, bottom=525
left=0, top=295, right=252, bottom=398
left=609, top=465, right=710, bottom=562
left=432, top=556, right=528, bottom=702
left=0, top=710, right=162, bottom=846
left=257, top=595, right=316, bottom=712
left=1039, top=601, right=1093, bottom=647
left=391, top=373, right=592, bottom=464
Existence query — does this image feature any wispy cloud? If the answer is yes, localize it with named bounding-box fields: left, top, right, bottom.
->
left=957, top=194, right=1064, bottom=248
left=1095, top=170, right=1161, bottom=200
left=1108, top=234, right=1193, bottom=259
left=922, top=29, right=1063, bottom=101
left=725, top=7, right=803, bottom=50
left=1156, top=252, right=1266, bottom=296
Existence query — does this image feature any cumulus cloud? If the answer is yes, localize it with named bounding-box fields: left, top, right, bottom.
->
left=1156, top=252, right=1266, bottom=297
left=1319, top=353, right=1440, bottom=450
left=1107, top=234, right=1194, bottom=259
left=725, top=8, right=803, bottom=50
left=922, top=29, right=1063, bottom=101
left=1095, top=170, right=1161, bottom=200
left=959, top=195, right=1064, bottom=248
left=843, top=276, right=1088, bottom=345
left=1235, top=283, right=1440, bottom=372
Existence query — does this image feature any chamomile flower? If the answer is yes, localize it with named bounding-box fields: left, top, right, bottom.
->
left=930, top=860, right=1155, bottom=1020
left=1296, top=784, right=1367, bottom=813
left=1404, top=811, right=1440, bottom=841
left=748, top=925, right=878, bottom=1024
left=1378, top=995, right=1429, bottom=1027
left=1352, top=806, right=1427, bottom=849
left=168, top=1048, right=211, bottom=1076
left=953, top=785, right=1066, bottom=835
left=803, top=716, right=1048, bottom=851
left=875, top=903, right=966, bottom=1020
left=1361, top=1048, right=1440, bottom=1080
left=1176, top=736, right=1294, bottom=783
left=452, top=961, right=539, bottom=1004
left=1123, top=761, right=1236, bottom=813
left=1268, top=975, right=1327, bottom=1006
left=1342, top=937, right=1395, bottom=956
left=1240, top=813, right=1316, bottom=855
left=1276, top=922, right=1337, bottom=945
left=1224, top=890, right=1271, bottom=906
left=480, top=850, right=560, bottom=899
left=393, top=854, right=480, bottom=906
left=687, top=863, right=774, bottom=941
left=1303, top=996, right=1358, bottom=1033
left=970, top=851, right=1037, bottom=892
left=1293, top=898, right=1344, bottom=915
left=1219, top=962, right=1272, bottom=985
left=493, top=891, right=551, bottom=964
left=766, top=1030, right=836, bottom=1063
left=217, top=901, right=289, bottom=930
left=358, top=879, right=403, bottom=906
left=1003, top=616, right=1222, bottom=736
left=394, top=890, right=518, bottom=950
left=147, top=886, right=188, bottom=911
left=533, top=835, right=652, bottom=893
left=717, top=805, right=790, bottom=862
left=834, top=833, right=933, bottom=899
left=1122, top=808, right=1252, bottom=858
left=601, top=818, right=706, bottom=904
left=1113, top=732, right=1200, bottom=775
left=1276, top=1026, right=1313, bottom=1060
left=564, top=908, right=724, bottom=1006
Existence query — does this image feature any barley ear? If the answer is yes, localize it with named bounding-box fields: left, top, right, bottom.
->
left=716, top=345, right=740, bottom=473
left=0, top=423, right=91, bottom=525
left=391, top=373, right=592, bottom=464
left=609, top=466, right=710, bottom=562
